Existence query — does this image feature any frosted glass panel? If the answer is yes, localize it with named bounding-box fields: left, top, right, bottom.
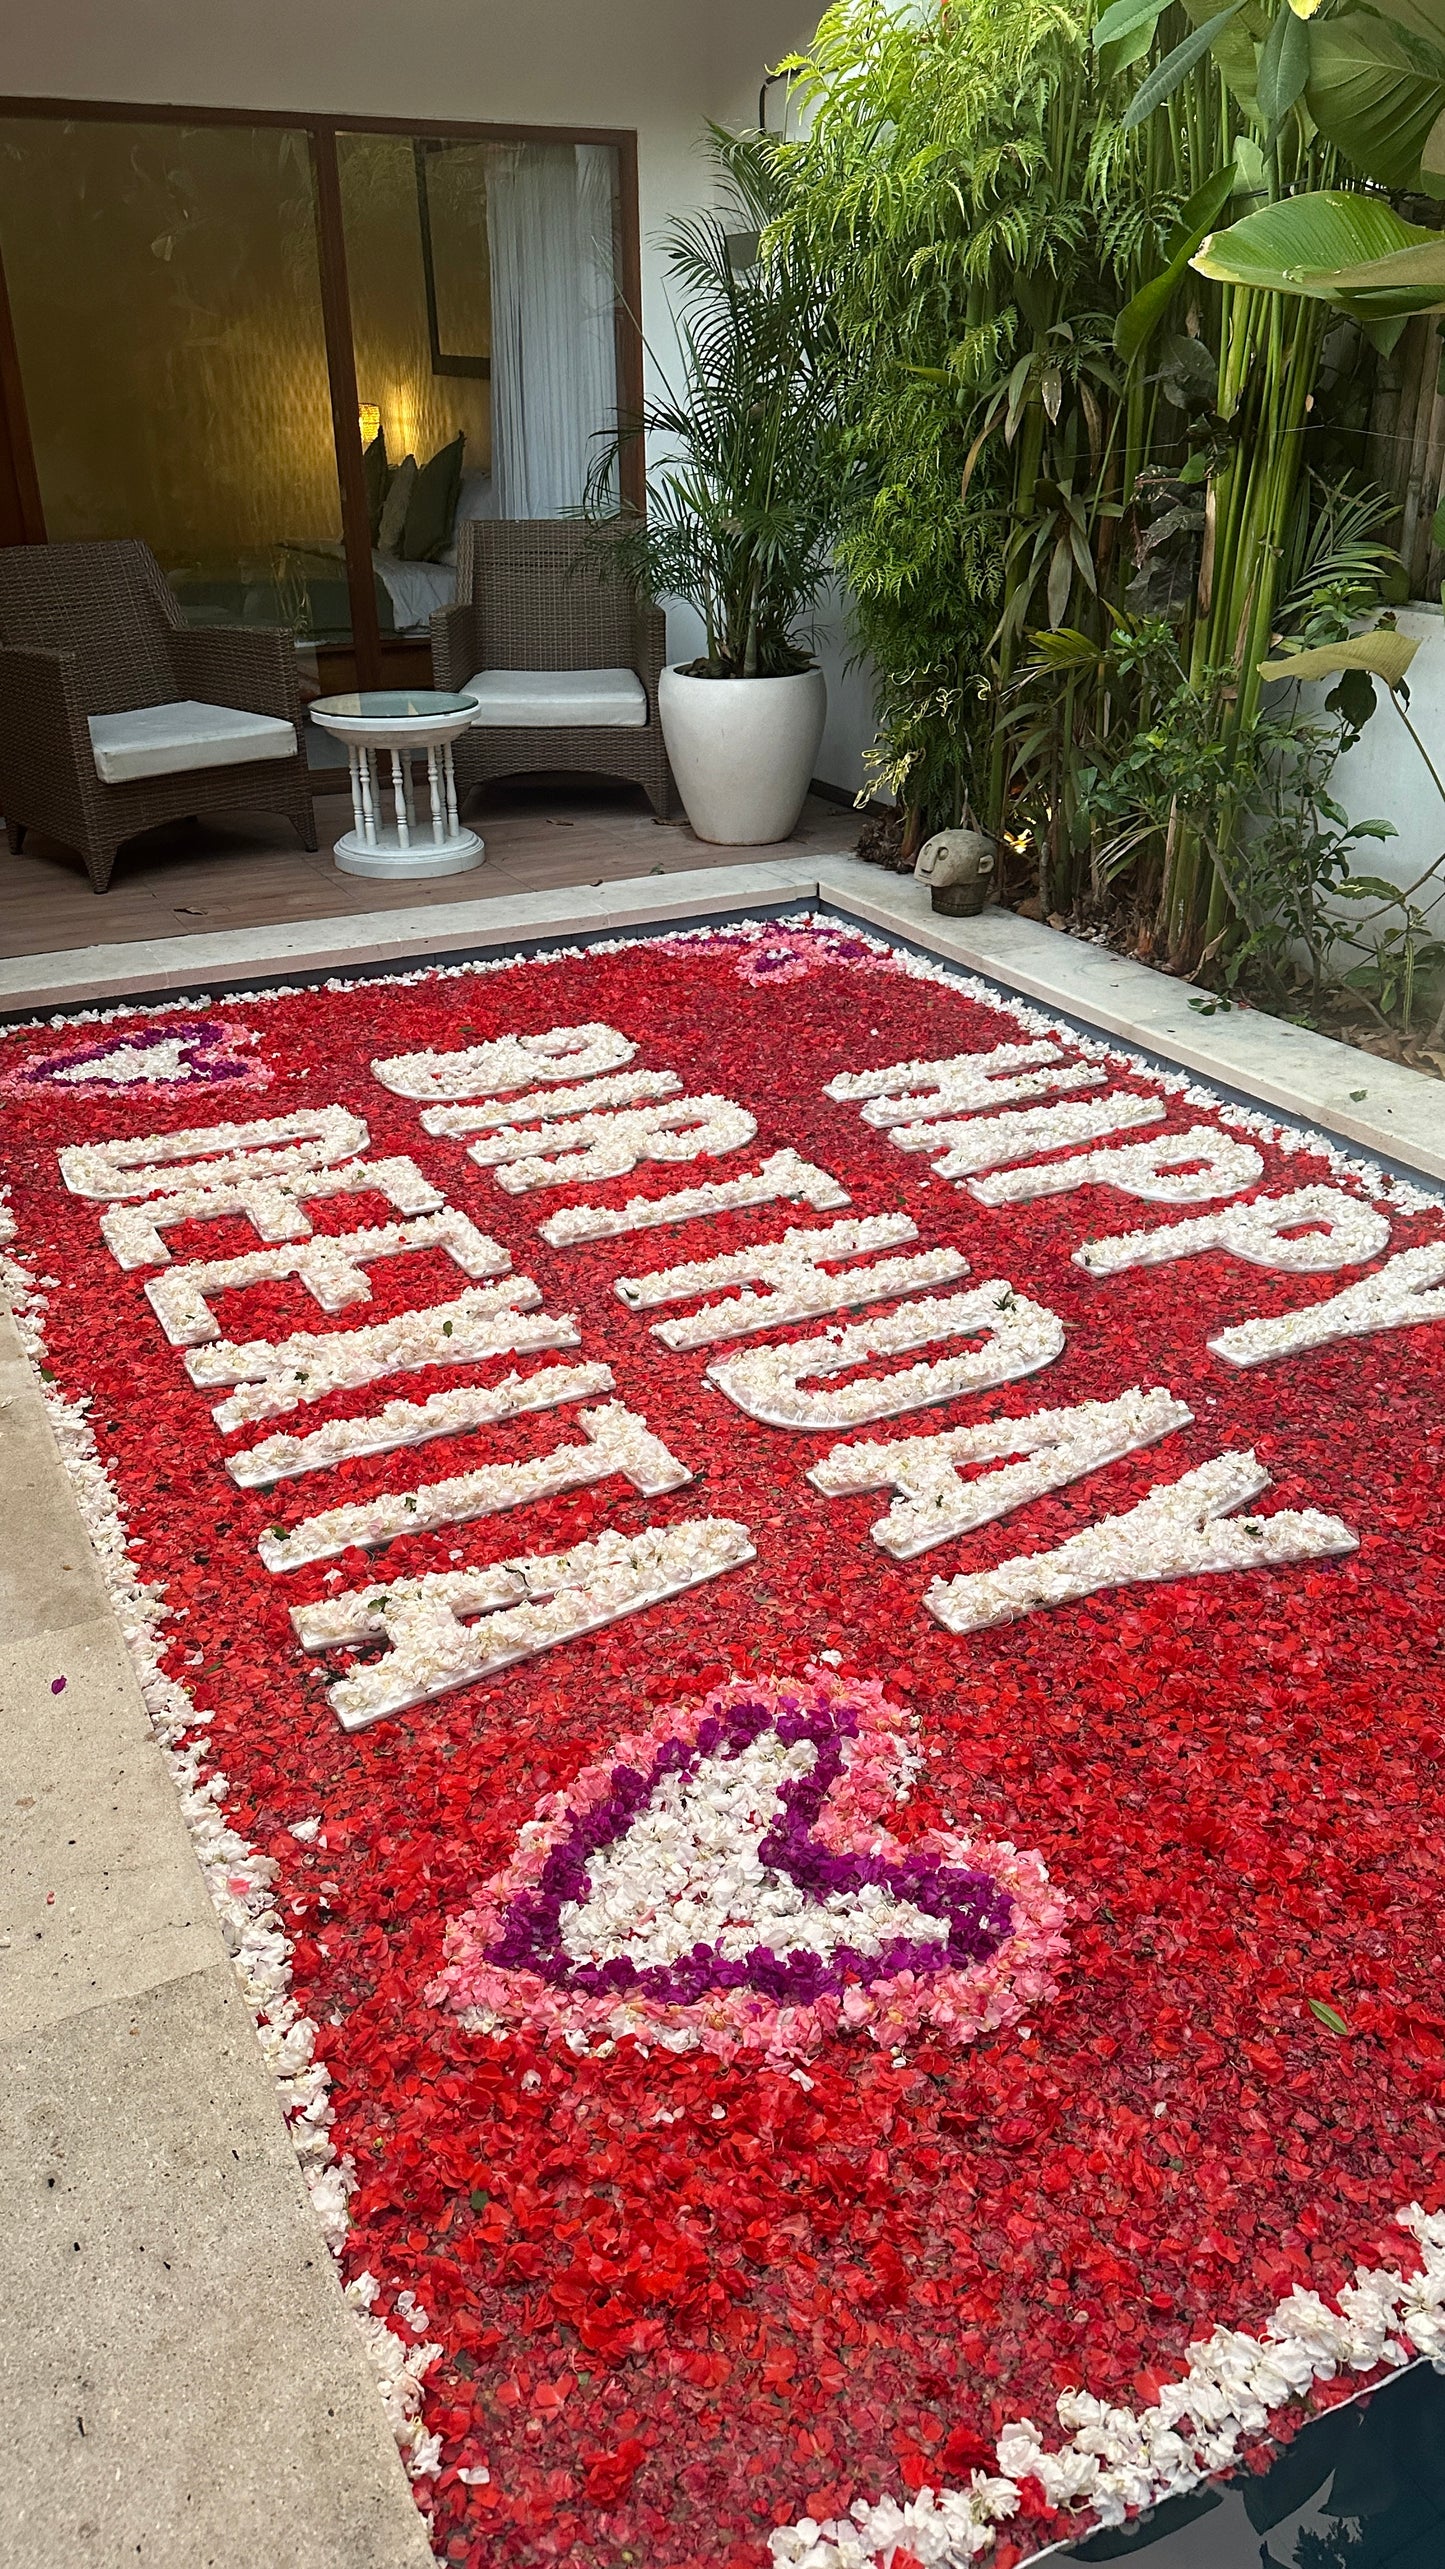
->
left=0, top=119, right=348, bottom=642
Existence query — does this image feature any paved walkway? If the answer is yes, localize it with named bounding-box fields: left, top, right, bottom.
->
left=0, top=1294, right=435, bottom=2569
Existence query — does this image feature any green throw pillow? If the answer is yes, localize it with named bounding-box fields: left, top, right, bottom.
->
left=376, top=454, right=416, bottom=557
left=401, top=432, right=465, bottom=562
left=362, top=428, right=388, bottom=543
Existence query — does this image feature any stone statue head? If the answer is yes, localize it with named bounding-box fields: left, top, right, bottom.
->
left=914, top=829, right=996, bottom=914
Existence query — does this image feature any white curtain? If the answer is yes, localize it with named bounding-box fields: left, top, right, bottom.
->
left=484, top=143, right=619, bottom=520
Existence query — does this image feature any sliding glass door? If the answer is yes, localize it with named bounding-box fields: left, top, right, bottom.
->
left=335, top=130, right=623, bottom=657
left=0, top=106, right=638, bottom=690
left=0, top=117, right=347, bottom=669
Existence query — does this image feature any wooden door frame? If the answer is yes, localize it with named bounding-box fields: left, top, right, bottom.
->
left=309, top=122, right=384, bottom=681
left=0, top=227, right=44, bottom=546
left=0, top=96, right=646, bottom=680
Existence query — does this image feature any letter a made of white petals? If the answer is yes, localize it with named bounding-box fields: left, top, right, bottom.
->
left=292, top=1519, right=755, bottom=1730
left=810, top=1385, right=1192, bottom=1559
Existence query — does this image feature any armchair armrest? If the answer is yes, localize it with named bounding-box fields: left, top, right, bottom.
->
left=172, top=623, right=303, bottom=725
left=632, top=602, right=668, bottom=717
left=430, top=601, right=482, bottom=691
left=0, top=642, right=94, bottom=792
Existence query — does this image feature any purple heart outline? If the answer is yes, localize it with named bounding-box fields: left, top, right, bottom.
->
left=5, top=1019, right=267, bottom=1095
left=487, top=1688, right=1015, bottom=2008
left=431, top=1671, right=1069, bottom=2069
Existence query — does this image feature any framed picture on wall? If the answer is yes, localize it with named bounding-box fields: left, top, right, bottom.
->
left=413, top=139, right=491, bottom=380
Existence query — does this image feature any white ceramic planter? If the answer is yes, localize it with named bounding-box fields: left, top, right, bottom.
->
left=658, top=665, right=827, bottom=845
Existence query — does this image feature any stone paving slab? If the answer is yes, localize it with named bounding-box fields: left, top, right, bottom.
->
left=0, top=1298, right=434, bottom=2569
left=0, top=1618, right=218, bottom=2043
left=0, top=1342, right=112, bottom=1650
left=0, top=1963, right=434, bottom=2569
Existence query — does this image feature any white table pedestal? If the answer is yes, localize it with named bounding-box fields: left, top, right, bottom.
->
left=310, top=697, right=486, bottom=880
left=333, top=739, right=483, bottom=879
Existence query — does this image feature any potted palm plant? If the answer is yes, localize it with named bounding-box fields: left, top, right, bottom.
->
left=588, top=133, right=836, bottom=844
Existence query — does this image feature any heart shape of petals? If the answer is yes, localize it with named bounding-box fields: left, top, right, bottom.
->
left=429, top=1669, right=1068, bottom=2068
left=3, top=1018, right=268, bottom=1094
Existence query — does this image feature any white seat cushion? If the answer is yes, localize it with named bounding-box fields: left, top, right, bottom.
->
left=89, top=700, right=297, bottom=785
left=461, top=668, right=648, bottom=730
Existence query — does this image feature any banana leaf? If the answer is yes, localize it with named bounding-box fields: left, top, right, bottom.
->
left=1183, top=0, right=1264, bottom=112
left=1258, top=631, right=1420, bottom=686
left=1257, top=3, right=1312, bottom=132
left=1305, top=14, right=1445, bottom=188
left=1193, top=190, right=1445, bottom=325
left=1123, top=3, right=1246, bottom=128
left=1296, top=0, right=1445, bottom=59
left=1101, top=16, right=1159, bottom=75
left=1094, top=0, right=1168, bottom=73
left=1114, top=167, right=1241, bottom=361
left=1094, top=0, right=1169, bottom=45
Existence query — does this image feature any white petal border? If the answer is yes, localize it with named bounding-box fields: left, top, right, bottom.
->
left=769, top=2208, right=1445, bottom=2564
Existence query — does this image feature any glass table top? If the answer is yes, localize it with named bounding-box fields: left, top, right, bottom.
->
left=310, top=690, right=478, bottom=720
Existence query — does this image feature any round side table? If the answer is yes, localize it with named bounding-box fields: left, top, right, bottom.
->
left=310, top=690, right=485, bottom=879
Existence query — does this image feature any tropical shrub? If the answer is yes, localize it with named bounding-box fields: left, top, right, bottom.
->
left=776, top=0, right=1445, bottom=1031
left=587, top=132, right=836, bottom=679
left=779, top=0, right=1126, bottom=848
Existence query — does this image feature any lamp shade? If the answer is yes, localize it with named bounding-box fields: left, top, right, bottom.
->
left=358, top=403, right=381, bottom=449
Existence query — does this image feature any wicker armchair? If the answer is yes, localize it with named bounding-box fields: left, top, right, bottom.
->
left=0, top=540, right=316, bottom=893
left=431, top=519, right=675, bottom=819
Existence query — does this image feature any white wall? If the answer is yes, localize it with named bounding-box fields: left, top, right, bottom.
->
left=808, top=579, right=879, bottom=806
left=1296, top=603, right=1445, bottom=930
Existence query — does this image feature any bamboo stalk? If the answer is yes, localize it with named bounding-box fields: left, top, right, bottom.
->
left=1399, top=320, right=1434, bottom=589
left=1407, top=325, right=1445, bottom=600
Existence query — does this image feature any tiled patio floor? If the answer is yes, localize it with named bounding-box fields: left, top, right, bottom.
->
left=0, top=778, right=853, bottom=959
